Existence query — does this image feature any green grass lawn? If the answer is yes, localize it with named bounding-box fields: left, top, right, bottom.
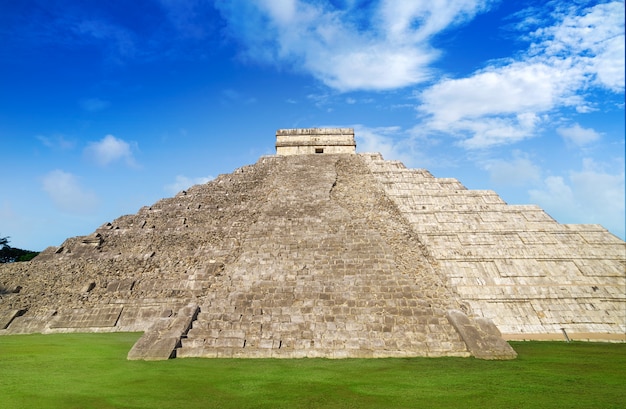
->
left=0, top=333, right=624, bottom=409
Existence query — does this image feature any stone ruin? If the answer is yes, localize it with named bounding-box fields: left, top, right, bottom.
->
left=1, top=128, right=624, bottom=361
left=276, top=128, right=356, bottom=155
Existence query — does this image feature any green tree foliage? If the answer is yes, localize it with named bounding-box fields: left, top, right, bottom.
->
left=0, top=235, right=39, bottom=263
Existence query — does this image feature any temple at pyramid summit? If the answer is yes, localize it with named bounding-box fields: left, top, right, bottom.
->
left=1, top=128, right=624, bottom=360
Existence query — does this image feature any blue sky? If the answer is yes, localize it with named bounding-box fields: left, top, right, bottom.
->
left=1, top=0, right=624, bottom=251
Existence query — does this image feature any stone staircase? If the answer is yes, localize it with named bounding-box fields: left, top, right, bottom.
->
left=177, top=154, right=471, bottom=358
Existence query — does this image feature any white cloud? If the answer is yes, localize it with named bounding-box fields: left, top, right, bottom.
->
left=557, top=123, right=601, bottom=146
left=419, top=62, right=573, bottom=124
left=529, top=158, right=625, bottom=239
left=533, top=1, right=625, bottom=91
left=529, top=175, right=576, bottom=216
left=84, top=134, right=136, bottom=167
left=165, top=175, right=214, bottom=195
left=353, top=125, right=416, bottom=165
left=416, top=1, right=625, bottom=148
left=593, top=33, right=625, bottom=91
left=482, top=154, right=542, bottom=187
left=376, top=0, right=492, bottom=42
left=216, top=0, right=493, bottom=91
left=41, top=170, right=99, bottom=214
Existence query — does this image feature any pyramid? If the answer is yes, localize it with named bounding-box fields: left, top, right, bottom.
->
left=1, top=128, right=624, bottom=360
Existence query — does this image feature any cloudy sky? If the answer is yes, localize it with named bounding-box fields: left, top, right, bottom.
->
left=1, top=0, right=624, bottom=251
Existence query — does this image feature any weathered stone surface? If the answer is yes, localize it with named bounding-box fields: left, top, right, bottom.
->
left=50, top=306, right=123, bottom=329
left=177, top=155, right=468, bottom=358
left=276, top=128, right=356, bottom=155
left=446, top=309, right=517, bottom=360
left=128, top=305, right=199, bottom=360
left=2, top=309, right=57, bottom=334
left=0, top=130, right=623, bottom=359
left=0, top=309, right=26, bottom=330
left=361, top=153, right=625, bottom=341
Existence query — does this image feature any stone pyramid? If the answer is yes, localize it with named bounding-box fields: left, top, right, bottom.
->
left=1, top=128, right=624, bottom=361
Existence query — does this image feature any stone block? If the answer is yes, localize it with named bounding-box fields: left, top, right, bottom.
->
left=50, top=306, right=123, bottom=329
left=446, top=310, right=516, bottom=360
left=0, top=309, right=27, bottom=330
left=106, top=279, right=135, bottom=292
left=128, top=305, right=199, bottom=360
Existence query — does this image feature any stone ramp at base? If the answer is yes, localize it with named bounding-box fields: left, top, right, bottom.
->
left=127, top=305, right=199, bottom=360
left=446, top=310, right=517, bottom=360
left=0, top=309, right=26, bottom=330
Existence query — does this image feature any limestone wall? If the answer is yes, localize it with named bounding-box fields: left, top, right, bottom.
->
left=361, top=153, right=626, bottom=341
left=276, top=128, right=356, bottom=155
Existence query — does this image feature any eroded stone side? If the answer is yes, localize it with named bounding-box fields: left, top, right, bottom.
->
left=0, top=157, right=279, bottom=336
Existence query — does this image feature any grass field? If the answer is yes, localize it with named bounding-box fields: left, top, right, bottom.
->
left=0, top=333, right=624, bottom=409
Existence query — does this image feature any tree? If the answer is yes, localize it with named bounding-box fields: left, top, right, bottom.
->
left=0, top=235, right=39, bottom=263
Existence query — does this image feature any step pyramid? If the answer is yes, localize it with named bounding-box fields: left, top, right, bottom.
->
left=1, top=129, right=624, bottom=360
